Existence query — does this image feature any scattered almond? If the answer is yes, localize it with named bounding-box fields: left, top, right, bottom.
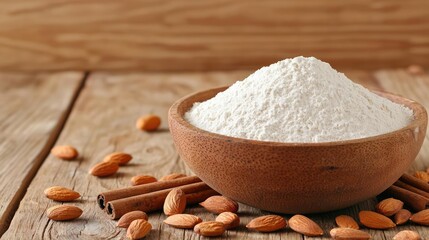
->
left=375, top=198, right=403, bottom=216
left=394, top=209, right=411, bottom=225
left=194, top=221, right=225, bottom=237
left=288, top=214, right=323, bottom=236
left=414, top=171, right=429, bottom=183
left=335, top=215, right=359, bottom=229
left=216, top=212, right=240, bottom=229
left=89, top=161, right=119, bottom=177
left=330, top=228, right=371, bottom=240
left=44, top=186, right=80, bottom=202
left=103, top=152, right=132, bottom=166
left=199, top=196, right=238, bottom=214
left=51, top=145, right=78, bottom=160
left=410, top=209, right=429, bottom=226
left=358, top=210, right=396, bottom=229
left=246, top=215, right=286, bottom=232
left=136, top=114, right=161, bottom=131
left=393, top=230, right=421, bottom=240
left=164, top=214, right=202, bottom=229
left=126, top=219, right=152, bottom=240
left=46, top=205, right=82, bottom=221
left=159, top=173, right=187, bottom=181
left=164, top=188, right=186, bottom=216
left=130, top=175, right=157, bottom=186
left=407, top=65, right=425, bottom=75
left=117, top=211, right=148, bottom=228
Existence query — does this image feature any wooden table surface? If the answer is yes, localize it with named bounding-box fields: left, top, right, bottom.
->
left=0, top=69, right=428, bottom=239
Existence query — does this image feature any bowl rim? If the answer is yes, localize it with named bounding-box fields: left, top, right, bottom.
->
left=169, top=86, right=428, bottom=147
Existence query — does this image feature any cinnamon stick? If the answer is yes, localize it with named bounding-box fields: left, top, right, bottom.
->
left=106, top=181, right=218, bottom=219
left=394, top=180, right=429, bottom=199
left=384, top=185, right=429, bottom=211
left=97, top=176, right=201, bottom=209
left=400, top=173, right=429, bottom=193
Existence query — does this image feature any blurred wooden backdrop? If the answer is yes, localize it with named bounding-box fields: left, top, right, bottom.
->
left=0, top=0, right=428, bottom=71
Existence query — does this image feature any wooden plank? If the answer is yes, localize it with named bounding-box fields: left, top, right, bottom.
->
left=0, top=0, right=429, bottom=71
left=0, top=72, right=84, bottom=236
left=3, top=70, right=429, bottom=239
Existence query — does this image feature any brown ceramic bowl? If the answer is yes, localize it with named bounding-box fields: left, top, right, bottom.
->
left=168, top=86, right=427, bottom=214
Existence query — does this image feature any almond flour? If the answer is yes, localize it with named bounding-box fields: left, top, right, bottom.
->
left=185, top=56, right=413, bottom=142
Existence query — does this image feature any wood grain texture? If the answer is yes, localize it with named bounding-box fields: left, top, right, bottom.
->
left=0, top=0, right=429, bottom=71
left=0, top=73, right=84, bottom=235
left=2, top=69, right=429, bottom=239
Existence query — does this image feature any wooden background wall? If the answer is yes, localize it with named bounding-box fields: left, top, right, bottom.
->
left=0, top=0, right=428, bottom=71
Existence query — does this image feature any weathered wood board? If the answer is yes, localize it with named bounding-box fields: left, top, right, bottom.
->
left=0, top=73, right=84, bottom=235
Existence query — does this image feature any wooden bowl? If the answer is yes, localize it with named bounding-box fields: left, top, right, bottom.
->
left=168, top=87, right=428, bottom=214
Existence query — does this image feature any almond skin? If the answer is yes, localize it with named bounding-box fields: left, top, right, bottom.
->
left=394, top=209, right=411, bottom=225
left=194, top=221, right=225, bottom=237
left=335, top=215, right=359, bottom=229
left=164, top=214, right=202, bottom=229
left=288, top=214, right=323, bottom=236
left=136, top=114, right=161, bottom=131
left=89, top=161, right=119, bottom=177
left=358, top=210, right=396, bottom=229
left=199, top=196, right=238, bottom=214
left=126, top=219, right=152, bottom=240
left=164, top=188, right=186, bottom=216
left=330, top=228, right=371, bottom=240
left=47, top=205, right=82, bottom=221
left=414, top=171, right=429, bottom=183
left=103, top=152, right=132, bottom=166
left=376, top=198, right=403, bottom=216
left=216, top=212, right=240, bottom=229
left=44, top=186, right=80, bottom=202
left=117, top=211, right=148, bottom=228
left=159, top=173, right=187, bottom=181
left=393, top=230, right=421, bottom=240
left=410, top=209, right=429, bottom=226
left=246, top=215, right=286, bottom=232
left=51, top=145, right=78, bottom=160
left=130, top=175, right=157, bottom=186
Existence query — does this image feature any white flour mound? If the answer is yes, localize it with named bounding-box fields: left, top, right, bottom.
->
left=184, top=56, right=413, bottom=143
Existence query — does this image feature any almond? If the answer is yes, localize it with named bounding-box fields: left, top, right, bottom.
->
left=199, top=196, right=238, bottom=214
left=130, top=175, right=157, bottom=186
left=136, top=114, right=161, bottom=131
left=216, top=212, right=240, bottom=229
left=393, top=230, right=421, bottom=240
left=51, top=145, right=78, bottom=160
left=194, top=221, right=225, bottom=237
left=410, top=209, right=429, bottom=226
left=394, top=209, right=411, bottom=225
left=358, top=210, right=396, bottom=229
left=159, top=173, right=187, bottom=181
left=375, top=198, right=403, bottom=216
left=288, top=214, right=323, bottom=236
left=44, top=186, right=80, bottom=202
left=335, top=215, right=359, bottom=229
left=164, top=188, right=186, bottom=216
left=164, top=214, right=202, bottom=229
left=414, top=171, right=429, bottom=183
left=89, top=161, right=119, bottom=177
left=103, top=152, right=132, bottom=166
left=246, top=215, right=286, bottom=232
left=330, top=228, right=371, bottom=240
left=126, top=219, right=152, bottom=240
left=47, top=205, right=82, bottom=221
left=117, top=211, right=148, bottom=228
